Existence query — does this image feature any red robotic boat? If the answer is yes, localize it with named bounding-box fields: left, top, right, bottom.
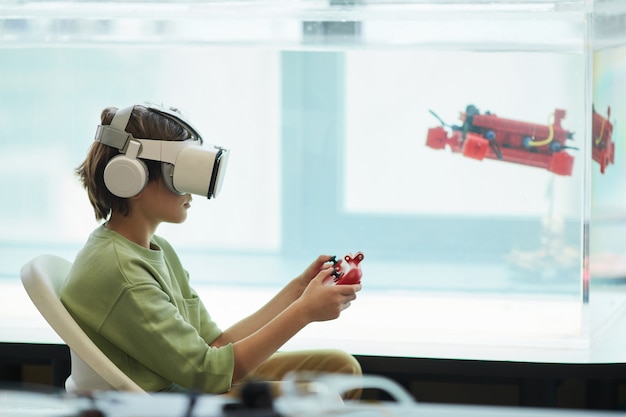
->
left=426, top=105, right=576, bottom=176
left=592, top=105, right=615, bottom=174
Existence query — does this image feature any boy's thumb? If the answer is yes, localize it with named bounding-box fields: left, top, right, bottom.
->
left=317, top=267, right=336, bottom=285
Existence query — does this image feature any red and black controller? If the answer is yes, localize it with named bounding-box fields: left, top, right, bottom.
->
left=328, top=252, right=364, bottom=285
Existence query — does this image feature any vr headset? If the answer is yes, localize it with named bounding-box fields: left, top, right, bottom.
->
left=94, top=104, right=229, bottom=199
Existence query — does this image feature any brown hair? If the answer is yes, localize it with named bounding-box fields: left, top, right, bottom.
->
left=76, top=105, right=191, bottom=221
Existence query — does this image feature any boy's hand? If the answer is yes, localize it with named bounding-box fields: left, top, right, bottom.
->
left=296, top=267, right=361, bottom=323
left=294, top=254, right=335, bottom=290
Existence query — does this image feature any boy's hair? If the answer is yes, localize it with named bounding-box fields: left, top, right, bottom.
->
left=77, top=105, right=192, bottom=221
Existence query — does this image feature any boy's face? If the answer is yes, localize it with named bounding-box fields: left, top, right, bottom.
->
left=133, top=177, right=193, bottom=225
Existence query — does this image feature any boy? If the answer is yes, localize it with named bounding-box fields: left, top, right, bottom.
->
left=61, top=104, right=362, bottom=394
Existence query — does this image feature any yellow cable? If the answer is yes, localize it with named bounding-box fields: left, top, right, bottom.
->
left=595, top=119, right=606, bottom=146
left=527, top=113, right=554, bottom=147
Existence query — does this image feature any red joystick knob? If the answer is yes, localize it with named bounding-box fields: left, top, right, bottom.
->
left=331, top=251, right=364, bottom=285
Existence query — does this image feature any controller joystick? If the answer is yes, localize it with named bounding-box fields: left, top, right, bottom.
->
left=327, top=251, right=364, bottom=285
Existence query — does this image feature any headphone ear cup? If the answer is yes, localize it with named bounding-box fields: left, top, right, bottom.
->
left=104, top=155, right=149, bottom=198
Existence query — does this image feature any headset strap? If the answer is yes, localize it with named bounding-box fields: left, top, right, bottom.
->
left=94, top=106, right=134, bottom=151
left=111, top=105, right=133, bottom=132
left=94, top=104, right=201, bottom=151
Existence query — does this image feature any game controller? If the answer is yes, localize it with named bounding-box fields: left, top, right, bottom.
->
left=327, top=251, right=364, bottom=285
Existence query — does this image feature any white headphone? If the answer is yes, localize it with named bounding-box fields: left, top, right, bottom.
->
left=102, top=106, right=148, bottom=197
left=95, top=104, right=229, bottom=199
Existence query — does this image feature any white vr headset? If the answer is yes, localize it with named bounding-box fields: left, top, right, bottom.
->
left=94, top=104, right=229, bottom=199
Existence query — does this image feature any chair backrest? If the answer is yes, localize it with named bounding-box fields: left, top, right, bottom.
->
left=20, top=255, right=146, bottom=394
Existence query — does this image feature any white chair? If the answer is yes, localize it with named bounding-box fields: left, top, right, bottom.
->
left=20, top=254, right=146, bottom=394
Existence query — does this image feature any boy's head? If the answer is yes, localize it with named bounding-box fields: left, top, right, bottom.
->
left=77, top=104, right=228, bottom=221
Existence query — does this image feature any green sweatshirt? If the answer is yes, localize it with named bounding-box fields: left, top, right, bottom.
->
left=61, top=225, right=234, bottom=393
